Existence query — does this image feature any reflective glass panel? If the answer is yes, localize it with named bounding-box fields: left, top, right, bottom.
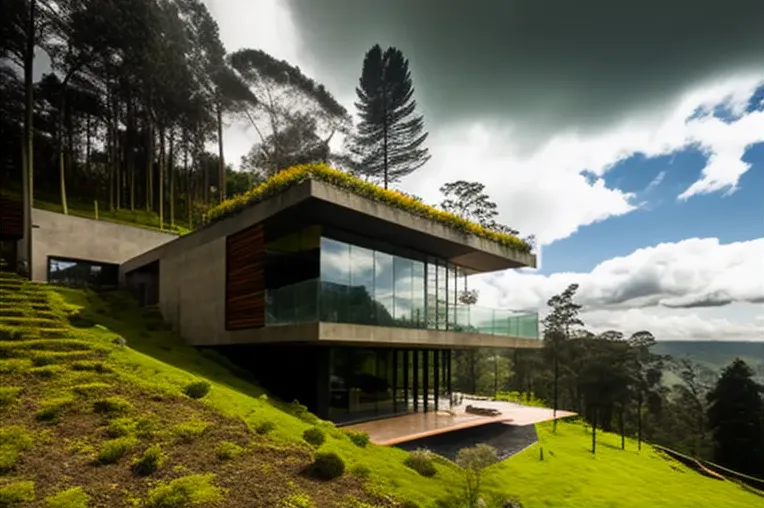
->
left=349, top=244, right=376, bottom=325
left=393, top=256, right=413, bottom=325
left=374, top=251, right=395, bottom=326
left=411, top=261, right=426, bottom=328
left=320, top=238, right=350, bottom=322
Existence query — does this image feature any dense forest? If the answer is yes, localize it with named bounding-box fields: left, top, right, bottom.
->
left=0, top=0, right=359, bottom=234
left=1, top=0, right=443, bottom=239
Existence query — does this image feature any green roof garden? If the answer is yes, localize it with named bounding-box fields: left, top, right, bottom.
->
left=205, top=164, right=532, bottom=255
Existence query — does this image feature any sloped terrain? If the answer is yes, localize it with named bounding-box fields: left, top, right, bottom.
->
left=482, top=420, right=764, bottom=508
left=1, top=270, right=762, bottom=508
left=0, top=271, right=460, bottom=507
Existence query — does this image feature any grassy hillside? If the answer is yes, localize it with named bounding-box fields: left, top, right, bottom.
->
left=483, top=421, right=763, bottom=508
left=0, top=272, right=465, bottom=507
left=1, top=272, right=762, bottom=507
left=33, top=196, right=191, bottom=236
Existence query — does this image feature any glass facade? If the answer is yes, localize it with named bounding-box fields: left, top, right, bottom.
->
left=328, top=346, right=452, bottom=423
left=317, top=237, right=431, bottom=328
left=264, top=232, right=539, bottom=339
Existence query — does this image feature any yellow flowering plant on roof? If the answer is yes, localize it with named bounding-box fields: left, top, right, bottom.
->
left=206, top=164, right=532, bottom=254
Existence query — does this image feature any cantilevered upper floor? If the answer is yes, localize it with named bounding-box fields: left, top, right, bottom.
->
left=119, top=166, right=539, bottom=348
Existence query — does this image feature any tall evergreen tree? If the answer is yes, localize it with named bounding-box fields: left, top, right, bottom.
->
left=706, top=358, right=764, bottom=476
left=542, top=283, right=584, bottom=432
left=354, top=44, right=430, bottom=189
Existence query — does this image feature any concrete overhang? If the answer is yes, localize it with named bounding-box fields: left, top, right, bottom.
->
left=120, top=178, right=535, bottom=275
left=214, top=322, right=542, bottom=349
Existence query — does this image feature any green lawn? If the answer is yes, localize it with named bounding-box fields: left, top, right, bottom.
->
left=0, top=275, right=465, bottom=507
left=483, top=420, right=762, bottom=508
left=2, top=272, right=761, bottom=507
left=34, top=197, right=191, bottom=236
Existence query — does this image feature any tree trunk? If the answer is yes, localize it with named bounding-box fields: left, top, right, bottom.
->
left=115, top=94, right=121, bottom=210
left=85, top=114, right=91, bottom=177
left=203, top=150, right=209, bottom=205
left=107, top=88, right=114, bottom=211
left=145, top=113, right=153, bottom=212
left=127, top=97, right=135, bottom=211
left=66, top=98, right=74, bottom=188
left=620, top=407, right=625, bottom=450
left=217, top=102, right=225, bottom=202
left=158, top=125, right=165, bottom=230
left=58, top=94, right=69, bottom=215
left=169, top=128, right=175, bottom=228
left=592, top=407, right=598, bottom=455
left=183, top=129, right=190, bottom=226
left=107, top=119, right=113, bottom=210
left=21, top=0, right=36, bottom=277
left=116, top=130, right=121, bottom=209
left=637, top=395, right=643, bottom=451
left=553, top=345, right=559, bottom=433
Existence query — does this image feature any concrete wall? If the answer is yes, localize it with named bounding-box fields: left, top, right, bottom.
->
left=157, top=236, right=227, bottom=345
left=31, top=209, right=176, bottom=282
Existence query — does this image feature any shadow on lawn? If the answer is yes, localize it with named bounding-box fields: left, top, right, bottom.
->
left=63, top=288, right=272, bottom=404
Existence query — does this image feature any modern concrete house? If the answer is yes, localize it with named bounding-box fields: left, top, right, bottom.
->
left=118, top=178, right=540, bottom=424
left=5, top=176, right=541, bottom=425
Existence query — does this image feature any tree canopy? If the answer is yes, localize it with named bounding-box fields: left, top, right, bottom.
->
left=353, top=44, right=430, bottom=188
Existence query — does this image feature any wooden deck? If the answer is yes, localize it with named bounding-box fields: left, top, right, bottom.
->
left=344, top=400, right=576, bottom=446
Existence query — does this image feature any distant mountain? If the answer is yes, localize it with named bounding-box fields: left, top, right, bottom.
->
left=653, top=341, right=764, bottom=382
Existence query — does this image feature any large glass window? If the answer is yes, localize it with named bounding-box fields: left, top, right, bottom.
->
left=393, top=256, right=413, bottom=325
left=349, top=244, right=376, bottom=325
left=426, top=259, right=438, bottom=330
left=265, top=226, right=320, bottom=289
left=436, top=263, right=448, bottom=330
left=48, top=257, right=119, bottom=289
left=329, top=347, right=392, bottom=423
left=374, top=251, right=395, bottom=325
left=310, top=236, right=464, bottom=331
left=328, top=346, right=451, bottom=423
left=320, top=238, right=350, bottom=322
left=411, top=261, right=426, bottom=328
left=320, top=237, right=350, bottom=286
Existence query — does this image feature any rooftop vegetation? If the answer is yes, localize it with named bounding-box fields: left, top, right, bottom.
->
left=206, top=164, right=533, bottom=254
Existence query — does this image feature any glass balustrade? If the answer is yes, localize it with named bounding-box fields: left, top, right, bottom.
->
left=265, top=279, right=539, bottom=339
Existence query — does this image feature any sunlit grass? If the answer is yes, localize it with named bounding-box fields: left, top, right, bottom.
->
left=3, top=273, right=761, bottom=507
left=51, top=286, right=466, bottom=505
left=483, top=420, right=762, bottom=508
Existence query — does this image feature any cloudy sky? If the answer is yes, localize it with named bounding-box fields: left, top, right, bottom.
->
left=203, top=0, right=764, bottom=341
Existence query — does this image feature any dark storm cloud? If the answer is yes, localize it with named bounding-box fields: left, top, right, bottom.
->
left=660, top=291, right=736, bottom=309
left=287, top=0, right=764, bottom=150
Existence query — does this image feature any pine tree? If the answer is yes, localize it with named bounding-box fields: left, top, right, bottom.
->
left=354, top=44, right=430, bottom=189
left=542, top=283, right=584, bottom=432
left=706, top=358, right=764, bottom=476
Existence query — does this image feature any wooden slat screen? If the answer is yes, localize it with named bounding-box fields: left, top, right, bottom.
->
left=225, top=223, right=265, bottom=330
left=0, top=193, right=23, bottom=240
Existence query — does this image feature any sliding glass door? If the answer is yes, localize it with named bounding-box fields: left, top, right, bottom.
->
left=328, top=346, right=452, bottom=424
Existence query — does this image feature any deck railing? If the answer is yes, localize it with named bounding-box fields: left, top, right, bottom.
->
left=265, top=279, right=539, bottom=340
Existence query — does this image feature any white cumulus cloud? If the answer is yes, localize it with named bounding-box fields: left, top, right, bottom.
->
left=467, top=238, right=764, bottom=340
